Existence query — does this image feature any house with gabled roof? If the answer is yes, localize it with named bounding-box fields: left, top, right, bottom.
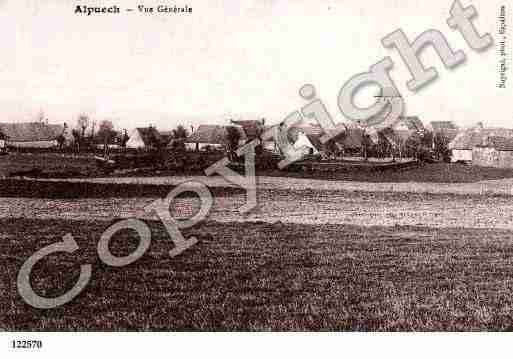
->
left=0, top=122, right=67, bottom=149
left=473, top=136, right=513, bottom=168
left=125, top=126, right=162, bottom=150
left=185, top=125, right=246, bottom=151
left=449, top=127, right=513, bottom=163
left=427, top=121, right=459, bottom=146
left=289, top=123, right=366, bottom=152
left=230, top=119, right=265, bottom=140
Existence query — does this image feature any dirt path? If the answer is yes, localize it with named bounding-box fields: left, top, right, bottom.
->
left=2, top=188, right=513, bottom=229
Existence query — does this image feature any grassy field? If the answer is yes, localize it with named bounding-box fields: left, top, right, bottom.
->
left=0, top=179, right=244, bottom=199
left=261, top=162, right=513, bottom=183
left=0, top=153, right=98, bottom=177
left=3, top=154, right=513, bottom=331
left=4, top=153, right=513, bottom=183
left=3, top=218, right=513, bottom=331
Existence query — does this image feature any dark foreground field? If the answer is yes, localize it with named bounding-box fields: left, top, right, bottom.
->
left=2, top=218, right=513, bottom=331
left=0, top=179, right=244, bottom=198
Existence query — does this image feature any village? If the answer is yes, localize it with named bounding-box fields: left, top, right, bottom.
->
left=0, top=113, right=513, bottom=177
left=6, top=0, right=513, bottom=342
left=5, top=111, right=513, bottom=333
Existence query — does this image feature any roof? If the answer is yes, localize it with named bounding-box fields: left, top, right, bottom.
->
left=295, top=125, right=324, bottom=136
left=298, top=124, right=364, bottom=149
left=379, top=127, right=406, bottom=147
left=399, top=116, right=425, bottom=131
left=341, top=128, right=365, bottom=149
left=435, top=129, right=459, bottom=141
left=186, top=125, right=246, bottom=145
left=449, top=130, right=484, bottom=150
left=476, top=136, right=513, bottom=151
left=160, top=130, right=173, bottom=137
left=430, top=121, right=457, bottom=131
left=230, top=119, right=265, bottom=139
left=393, top=129, right=415, bottom=142
left=450, top=128, right=513, bottom=150
left=0, top=122, right=63, bottom=142
left=286, top=126, right=324, bottom=150
left=134, top=127, right=161, bottom=147
left=304, top=134, right=323, bottom=150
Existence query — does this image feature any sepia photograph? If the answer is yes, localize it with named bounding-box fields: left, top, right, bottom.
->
left=1, top=0, right=513, bottom=356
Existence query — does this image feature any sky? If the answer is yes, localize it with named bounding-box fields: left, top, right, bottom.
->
left=0, top=0, right=511, bottom=130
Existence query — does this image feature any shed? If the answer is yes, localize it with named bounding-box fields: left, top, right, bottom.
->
left=449, top=130, right=481, bottom=162
left=126, top=127, right=162, bottom=149
left=472, top=136, right=513, bottom=168
left=449, top=128, right=513, bottom=163
left=185, top=125, right=246, bottom=151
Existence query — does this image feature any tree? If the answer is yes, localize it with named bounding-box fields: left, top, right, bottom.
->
left=96, top=120, right=117, bottom=145
left=361, top=131, right=372, bottom=161
left=55, top=123, right=68, bottom=150
left=120, top=129, right=130, bottom=148
left=420, top=130, right=434, bottom=149
left=433, top=132, right=451, bottom=162
left=143, top=125, right=162, bottom=151
left=225, top=126, right=241, bottom=153
left=169, top=125, right=189, bottom=152
left=405, top=134, right=422, bottom=159
left=56, top=134, right=66, bottom=150
left=77, top=114, right=89, bottom=138
left=38, top=110, right=47, bottom=124
left=172, top=125, right=189, bottom=139
left=71, top=129, right=82, bottom=152
left=90, top=120, right=97, bottom=139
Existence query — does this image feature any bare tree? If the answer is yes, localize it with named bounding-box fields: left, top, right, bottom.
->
left=90, top=120, right=97, bottom=138
left=71, top=129, right=82, bottom=152
left=225, top=126, right=242, bottom=157
left=36, top=109, right=49, bottom=124
left=96, top=120, right=117, bottom=147
left=120, top=129, right=129, bottom=148
left=77, top=114, right=90, bottom=138
left=56, top=123, right=67, bottom=150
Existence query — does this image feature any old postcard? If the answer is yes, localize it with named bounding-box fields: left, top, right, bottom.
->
left=1, top=0, right=513, bottom=355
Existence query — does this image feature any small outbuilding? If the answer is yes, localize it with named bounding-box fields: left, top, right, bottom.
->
left=448, top=130, right=477, bottom=162
left=449, top=128, right=513, bottom=163
left=472, top=136, right=513, bottom=168
left=125, top=127, right=162, bottom=150
left=185, top=125, right=246, bottom=151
